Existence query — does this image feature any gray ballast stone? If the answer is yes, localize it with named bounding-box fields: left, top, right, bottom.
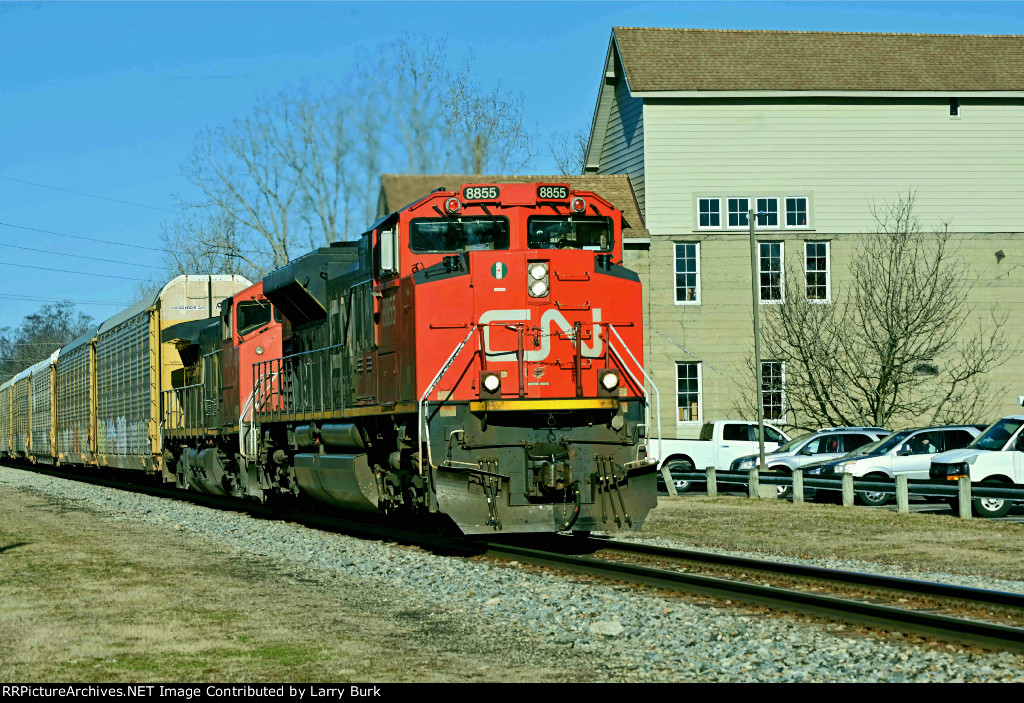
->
left=3, top=465, right=1024, bottom=683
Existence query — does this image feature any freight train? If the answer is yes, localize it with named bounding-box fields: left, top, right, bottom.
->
left=0, top=183, right=658, bottom=534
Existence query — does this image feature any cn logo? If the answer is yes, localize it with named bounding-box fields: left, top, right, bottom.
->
left=478, top=308, right=602, bottom=361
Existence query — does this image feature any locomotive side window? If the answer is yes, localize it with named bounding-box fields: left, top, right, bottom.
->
left=527, top=216, right=614, bottom=252
left=237, top=299, right=272, bottom=336
left=409, top=217, right=509, bottom=254
left=221, top=300, right=232, bottom=342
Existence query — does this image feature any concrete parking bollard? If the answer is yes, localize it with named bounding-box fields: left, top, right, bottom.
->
left=793, top=470, right=804, bottom=504
left=896, top=474, right=909, bottom=514
left=958, top=476, right=972, bottom=519
left=757, top=482, right=777, bottom=500
left=706, top=466, right=717, bottom=498
left=842, top=473, right=855, bottom=508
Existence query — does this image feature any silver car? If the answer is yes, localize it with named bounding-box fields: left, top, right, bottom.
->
left=730, top=427, right=890, bottom=497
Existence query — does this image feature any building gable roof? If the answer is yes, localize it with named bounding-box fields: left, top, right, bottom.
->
left=613, top=27, right=1024, bottom=93
left=377, top=174, right=647, bottom=236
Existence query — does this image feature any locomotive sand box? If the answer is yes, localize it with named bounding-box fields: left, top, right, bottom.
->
left=0, top=183, right=659, bottom=534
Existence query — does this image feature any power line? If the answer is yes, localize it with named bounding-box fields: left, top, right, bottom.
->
left=0, top=175, right=176, bottom=213
left=0, top=261, right=147, bottom=281
left=0, top=220, right=164, bottom=252
left=4, top=242, right=163, bottom=270
left=0, top=293, right=125, bottom=306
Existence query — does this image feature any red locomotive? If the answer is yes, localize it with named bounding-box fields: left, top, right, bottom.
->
left=156, top=183, right=659, bottom=533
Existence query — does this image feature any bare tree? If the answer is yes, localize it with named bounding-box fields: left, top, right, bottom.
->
left=549, top=128, right=589, bottom=176
left=444, top=57, right=534, bottom=173
left=739, top=190, right=1012, bottom=431
left=167, top=34, right=539, bottom=280
left=0, top=302, right=94, bottom=380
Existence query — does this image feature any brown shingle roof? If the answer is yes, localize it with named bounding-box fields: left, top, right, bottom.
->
left=613, top=27, right=1024, bottom=92
left=378, top=174, right=647, bottom=236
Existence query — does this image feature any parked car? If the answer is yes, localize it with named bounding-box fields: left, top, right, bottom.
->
left=803, top=425, right=985, bottom=505
left=656, top=420, right=790, bottom=493
left=929, top=413, right=1024, bottom=518
left=729, top=427, right=890, bottom=497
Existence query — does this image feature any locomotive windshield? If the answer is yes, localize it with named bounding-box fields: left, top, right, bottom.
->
left=410, top=217, right=510, bottom=253
left=527, top=216, right=613, bottom=252
left=237, top=299, right=272, bottom=336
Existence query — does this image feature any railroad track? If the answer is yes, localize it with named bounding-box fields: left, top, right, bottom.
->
left=7, top=462, right=1024, bottom=652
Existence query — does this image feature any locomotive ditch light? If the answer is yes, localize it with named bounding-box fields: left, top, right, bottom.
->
left=528, top=262, right=549, bottom=298
left=570, top=196, right=586, bottom=213
left=255, top=345, right=265, bottom=355
left=480, top=371, right=502, bottom=398
left=445, top=197, right=461, bottom=213
left=597, top=368, right=620, bottom=397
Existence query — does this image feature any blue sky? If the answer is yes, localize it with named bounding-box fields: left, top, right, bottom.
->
left=2, top=1, right=1024, bottom=331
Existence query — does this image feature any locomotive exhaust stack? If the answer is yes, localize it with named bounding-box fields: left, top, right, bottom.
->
left=1, top=183, right=658, bottom=537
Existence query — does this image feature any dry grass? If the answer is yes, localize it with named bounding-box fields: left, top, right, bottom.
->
left=645, top=496, right=1024, bottom=581
left=0, top=487, right=590, bottom=683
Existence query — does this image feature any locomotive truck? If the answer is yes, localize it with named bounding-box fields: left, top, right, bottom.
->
left=1, top=182, right=659, bottom=535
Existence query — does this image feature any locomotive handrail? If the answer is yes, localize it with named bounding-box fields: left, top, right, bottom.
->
left=606, top=324, right=666, bottom=492
left=239, top=370, right=278, bottom=462
left=418, top=324, right=480, bottom=474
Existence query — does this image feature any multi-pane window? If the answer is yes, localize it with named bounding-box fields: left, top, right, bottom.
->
left=727, top=198, right=749, bottom=228
left=698, top=198, right=720, bottom=228
left=674, top=243, right=700, bottom=304
left=758, top=241, right=784, bottom=302
left=761, top=361, right=785, bottom=421
left=805, top=241, right=830, bottom=302
left=756, top=197, right=779, bottom=227
left=696, top=194, right=810, bottom=230
left=786, top=197, right=809, bottom=227
left=676, top=362, right=701, bottom=423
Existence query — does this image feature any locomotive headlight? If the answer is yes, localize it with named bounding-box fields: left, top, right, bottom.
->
left=482, top=373, right=501, bottom=393
left=600, top=370, right=619, bottom=391
left=528, top=262, right=549, bottom=298
left=255, top=346, right=264, bottom=356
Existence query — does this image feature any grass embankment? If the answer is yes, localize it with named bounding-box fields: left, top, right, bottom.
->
left=647, top=496, right=1024, bottom=581
left=0, top=485, right=578, bottom=683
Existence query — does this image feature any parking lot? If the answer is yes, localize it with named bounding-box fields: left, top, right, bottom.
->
left=658, top=487, right=1024, bottom=523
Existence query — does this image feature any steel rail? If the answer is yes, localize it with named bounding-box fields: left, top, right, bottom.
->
left=583, top=536, right=1024, bottom=609
left=479, top=539, right=1024, bottom=652
left=6, top=462, right=1024, bottom=651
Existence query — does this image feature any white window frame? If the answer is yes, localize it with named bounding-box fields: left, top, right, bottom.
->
left=673, top=242, right=701, bottom=305
left=755, top=197, right=780, bottom=229
left=758, top=240, right=785, bottom=304
left=676, top=361, right=703, bottom=424
left=726, top=197, right=750, bottom=230
left=697, top=198, right=721, bottom=230
left=761, top=361, right=786, bottom=423
left=785, top=195, right=811, bottom=229
left=804, top=240, right=831, bottom=303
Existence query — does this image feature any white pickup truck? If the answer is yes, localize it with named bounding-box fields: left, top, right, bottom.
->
left=656, top=420, right=790, bottom=492
left=929, top=411, right=1024, bottom=518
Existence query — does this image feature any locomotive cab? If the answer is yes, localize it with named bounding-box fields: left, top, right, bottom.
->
left=253, top=182, right=657, bottom=534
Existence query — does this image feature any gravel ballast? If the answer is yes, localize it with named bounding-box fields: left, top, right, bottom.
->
left=3, top=465, right=1023, bottom=683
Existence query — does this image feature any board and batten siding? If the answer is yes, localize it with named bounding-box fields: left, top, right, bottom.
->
left=598, top=77, right=646, bottom=216
left=642, top=97, right=1024, bottom=235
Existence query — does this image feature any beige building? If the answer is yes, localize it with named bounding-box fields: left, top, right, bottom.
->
left=584, top=27, right=1024, bottom=437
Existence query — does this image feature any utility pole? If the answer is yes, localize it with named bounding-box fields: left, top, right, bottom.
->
left=748, top=209, right=767, bottom=475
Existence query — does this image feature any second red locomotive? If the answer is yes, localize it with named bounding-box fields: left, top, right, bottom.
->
left=162, top=182, right=658, bottom=533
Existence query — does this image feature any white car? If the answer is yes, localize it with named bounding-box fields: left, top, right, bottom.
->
left=807, top=425, right=983, bottom=506
left=930, top=415, right=1024, bottom=518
